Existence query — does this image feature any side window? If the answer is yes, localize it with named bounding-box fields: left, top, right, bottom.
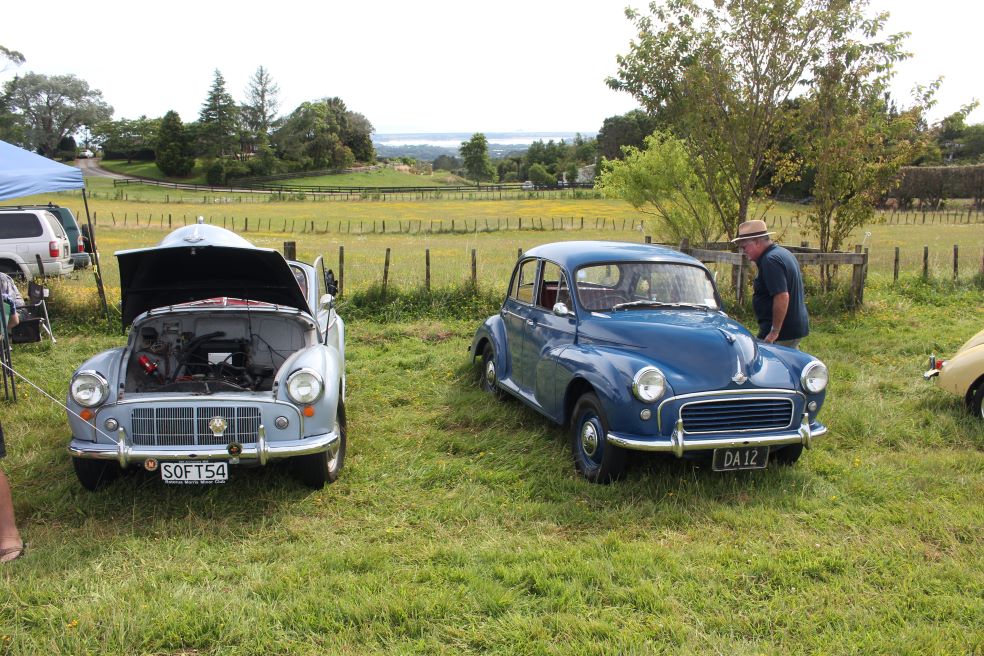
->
left=0, top=213, right=43, bottom=239
left=43, top=213, right=66, bottom=238
left=510, top=259, right=538, bottom=305
left=537, top=262, right=571, bottom=310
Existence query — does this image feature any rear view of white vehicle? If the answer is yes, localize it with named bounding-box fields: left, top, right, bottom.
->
left=0, top=209, right=74, bottom=278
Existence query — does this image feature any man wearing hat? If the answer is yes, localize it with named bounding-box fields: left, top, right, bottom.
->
left=732, top=220, right=809, bottom=349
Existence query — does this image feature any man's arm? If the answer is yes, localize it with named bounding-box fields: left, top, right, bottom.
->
left=766, top=292, right=790, bottom=343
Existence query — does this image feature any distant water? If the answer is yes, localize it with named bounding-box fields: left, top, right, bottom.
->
left=374, top=131, right=592, bottom=147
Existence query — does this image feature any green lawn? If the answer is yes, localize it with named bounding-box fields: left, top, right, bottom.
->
left=0, top=192, right=981, bottom=653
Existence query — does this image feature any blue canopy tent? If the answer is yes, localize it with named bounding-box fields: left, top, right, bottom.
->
left=0, top=139, right=108, bottom=400
left=0, top=139, right=84, bottom=200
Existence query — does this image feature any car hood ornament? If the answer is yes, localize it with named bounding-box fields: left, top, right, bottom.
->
left=208, top=415, right=229, bottom=438
left=731, top=354, right=748, bottom=385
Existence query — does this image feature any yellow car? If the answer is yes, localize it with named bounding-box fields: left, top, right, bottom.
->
left=924, top=327, right=984, bottom=418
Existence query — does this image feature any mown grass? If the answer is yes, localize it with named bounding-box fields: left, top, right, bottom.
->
left=0, top=275, right=981, bottom=654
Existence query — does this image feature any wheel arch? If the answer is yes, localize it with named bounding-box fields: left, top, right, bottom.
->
left=563, top=377, right=597, bottom=427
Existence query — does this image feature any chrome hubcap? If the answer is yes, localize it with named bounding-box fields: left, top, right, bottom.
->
left=580, top=420, right=599, bottom=457
left=484, top=360, right=496, bottom=388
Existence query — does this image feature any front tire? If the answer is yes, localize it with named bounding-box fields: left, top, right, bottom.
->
left=771, top=444, right=803, bottom=466
left=73, top=457, right=121, bottom=491
left=571, top=393, right=627, bottom=484
left=294, top=401, right=347, bottom=488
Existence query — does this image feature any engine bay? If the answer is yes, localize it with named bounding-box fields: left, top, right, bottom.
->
left=124, top=313, right=311, bottom=394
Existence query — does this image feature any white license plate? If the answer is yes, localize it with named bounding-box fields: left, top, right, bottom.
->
left=160, top=461, right=228, bottom=484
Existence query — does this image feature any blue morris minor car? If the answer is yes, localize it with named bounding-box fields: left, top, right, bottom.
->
left=471, top=241, right=829, bottom=483
left=66, top=221, right=346, bottom=489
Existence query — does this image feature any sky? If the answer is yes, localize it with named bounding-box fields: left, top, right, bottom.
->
left=1, top=0, right=981, bottom=135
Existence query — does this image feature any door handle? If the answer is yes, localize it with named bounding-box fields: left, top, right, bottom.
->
left=526, top=319, right=534, bottom=327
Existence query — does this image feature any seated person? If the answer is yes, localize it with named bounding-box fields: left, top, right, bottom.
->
left=0, top=273, right=22, bottom=332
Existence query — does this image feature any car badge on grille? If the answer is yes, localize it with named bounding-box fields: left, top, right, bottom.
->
left=732, top=355, right=748, bottom=385
left=208, top=415, right=229, bottom=437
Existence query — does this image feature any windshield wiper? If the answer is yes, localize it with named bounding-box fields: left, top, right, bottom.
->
left=612, top=300, right=711, bottom=311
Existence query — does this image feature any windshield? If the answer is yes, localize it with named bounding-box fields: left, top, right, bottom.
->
left=574, top=261, right=719, bottom=312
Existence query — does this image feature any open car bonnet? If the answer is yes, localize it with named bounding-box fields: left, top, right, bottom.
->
left=117, top=223, right=309, bottom=326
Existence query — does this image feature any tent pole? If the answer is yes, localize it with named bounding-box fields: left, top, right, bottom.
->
left=82, top=189, right=110, bottom=323
left=1, top=302, right=15, bottom=401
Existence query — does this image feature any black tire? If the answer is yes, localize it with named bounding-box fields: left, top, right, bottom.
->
left=73, top=457, right=121, bottom=491
left=771, top=444, right=803, bottom=466
left=571, top=393, right=627, bottom=483
left=0, top=261, right=22, bottom=280
left=294, top=401, right=347, bottom=488
left=478, top=342, right=501, bottom=398
left=971, top=381, right=984, bottom=420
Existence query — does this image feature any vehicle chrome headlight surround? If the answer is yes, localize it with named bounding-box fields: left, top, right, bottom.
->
left=70, top=370, right=110, bottom=408
left=632, top=366, right=667, bottom=403
left=801, top=360, right=829, bottom=394
left=286, top=368, right=324, bottom=404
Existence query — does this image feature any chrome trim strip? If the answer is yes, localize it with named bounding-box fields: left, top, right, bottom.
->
left=608, top=414, right=826, bottom=455
left=657, top=388, right=804, bottom=432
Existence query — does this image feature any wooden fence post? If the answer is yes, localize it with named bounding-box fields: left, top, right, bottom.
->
left=850, top=245, right=865, bottom=308
left=517, top=248, right=523, bottom=260
left=425, top=249, right=431, bottom=292
left=645, top=235, right=652, bottom=244
left=953, top=244, right=959, bottom=280
left=471, top=249, right=477, bottom=287
left=893, top=247, right=900, bottom=283
left=735, top=253, right=745, bottom=306
left=336, top=246, right=344, bottom=298
left=283, top=241, right=296, bottom=260
left=923, top=246, right=929, bottom=279
left=383, top=248, right=391, bottom=299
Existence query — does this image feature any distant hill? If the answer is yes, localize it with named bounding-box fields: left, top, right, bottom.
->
left=374, top=132, right=593, bottom=161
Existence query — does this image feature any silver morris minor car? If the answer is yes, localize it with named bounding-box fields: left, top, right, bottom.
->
left=471, top=241, right=829, bottom=483
left=66, top=220, right=346, bottom=489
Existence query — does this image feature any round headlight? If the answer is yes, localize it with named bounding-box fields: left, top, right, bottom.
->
left=632, top=367, right=666, bottom=403
left=286, top=369, right=324, bottom=404
left=801, top=361, right=829, bottom=394
left=71, top=371, right=109, bottom=408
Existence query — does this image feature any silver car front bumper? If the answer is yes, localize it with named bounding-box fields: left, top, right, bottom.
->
left=606, top=412, right=827, bottom=457
left=69, top=425, right=339, bottom=468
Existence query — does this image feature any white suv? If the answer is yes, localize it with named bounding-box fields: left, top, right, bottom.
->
left=0, top=209, right=74, bottom=278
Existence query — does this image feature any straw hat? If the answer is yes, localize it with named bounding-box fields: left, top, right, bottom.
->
left=731, top=219, right=775, bottom=242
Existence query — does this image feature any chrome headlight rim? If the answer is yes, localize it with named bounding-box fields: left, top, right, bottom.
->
left=285, top=368, right=325, bottom=404
left=70, top=370, right=110, bottom=408
left=632, top=366, right=667, bottom=403
left=801, top=360, right=829, bottom=394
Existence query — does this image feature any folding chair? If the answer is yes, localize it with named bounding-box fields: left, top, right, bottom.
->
left=10, top=281, right=55, bottom=344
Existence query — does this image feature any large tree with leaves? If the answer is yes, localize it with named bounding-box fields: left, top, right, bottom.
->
left=460, top=133, right=495, bottom=182
left=198, top=69, right=239, bottom=157
left=242, top=65, right=280, bottom=151
left=274, top=97, right=355, bottom=170
left=155, top=111, right=196, bottom=177
left=608, top=0, right=844, bottom=239
left=2, top=72, right=112, bottom=157
left=798, top=0, right=930, bottom=286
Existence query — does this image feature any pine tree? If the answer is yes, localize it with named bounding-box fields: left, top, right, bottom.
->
left=156, top=110, right=195, bottom=176
left=198, top=69, right=238, bottom=157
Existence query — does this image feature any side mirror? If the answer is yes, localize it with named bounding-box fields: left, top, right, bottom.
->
left=552, top=302, right=571, bottom=317
left=324, top=268, right=338, bottom=296
left=320, top=293, right=335, bottom=311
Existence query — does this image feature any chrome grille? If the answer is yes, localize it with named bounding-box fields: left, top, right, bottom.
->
left=131, top=406, right=261, bottom=446
left=680, top=397, right=794, bottom=433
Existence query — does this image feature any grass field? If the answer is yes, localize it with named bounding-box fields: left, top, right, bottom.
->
left=0, top=191, right=982, bottom=654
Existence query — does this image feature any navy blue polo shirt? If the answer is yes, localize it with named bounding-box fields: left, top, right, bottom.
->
left=752, top=243, right=809, bottom=341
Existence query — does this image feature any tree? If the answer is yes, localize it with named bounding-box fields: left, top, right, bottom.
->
left=242, top=65, right=280, bottom=151
left=432, top=154, right=461, bottom=171
left=198, top=69, right=239, bottom=157
left=597, top=131, right=725, bottom=246
left=0, top=45, right=25, bottom=72
left=459, top=133, right=495, bottom=182
left=343, top=111, right=375, bottom=162
left=527, top=163, right=555, bottom=186
left=2, top=72, right=112, bottom=157
left=273, top=98, right=357, bottom=170
left=596, top=110, right=660, bottom=161
left=94, top=116, right=160, bottom=161
left=156, top=111, right=196, bottom=177
left=798, top=0, right=929, bottom=287
left=608, top=0, right=837, bottom=238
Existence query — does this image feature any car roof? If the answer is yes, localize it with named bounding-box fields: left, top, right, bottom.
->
left=523, top=241, right=705, bottom=270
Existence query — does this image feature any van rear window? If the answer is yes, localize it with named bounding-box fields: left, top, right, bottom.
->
left=43, top=212, right=66, bottom=238
left=0, top=213, right=43, bottom=239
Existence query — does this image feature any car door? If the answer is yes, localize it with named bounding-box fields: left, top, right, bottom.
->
left=528, top=261, right=577, bottom=415
left=501, top=258, right=538, bottom=391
